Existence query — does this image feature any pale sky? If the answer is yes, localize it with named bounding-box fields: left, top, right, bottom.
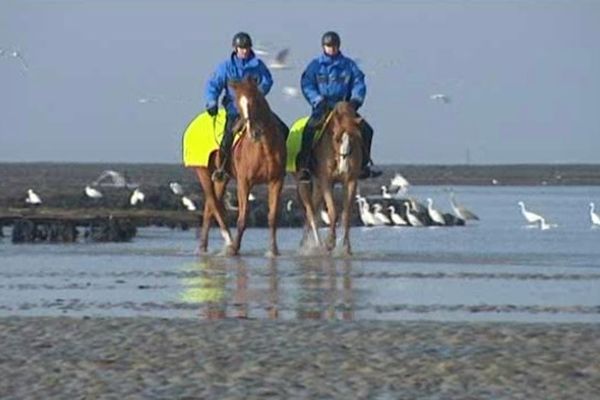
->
left=1, top=0, right=598, bottom=164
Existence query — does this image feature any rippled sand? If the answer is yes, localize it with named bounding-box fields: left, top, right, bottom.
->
left=1, top=317, right=599, bottom=398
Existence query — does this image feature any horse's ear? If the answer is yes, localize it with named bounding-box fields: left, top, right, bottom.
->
left=229, top=80, right=240, bottom=91
left=355, top=117, right=363, bottom=125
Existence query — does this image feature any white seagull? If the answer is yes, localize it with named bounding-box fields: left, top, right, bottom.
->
left=517, top=201, right=545, bottom=225
left=181, top=196, right=197, bottom=211
left=129, top=188, right=145, bottom=206
left=449, top=192, right=479, bottom=221
left=427, top=198, right=446, bottom=226
left=169, top=182, right=184, bottom=195
left=589, top=202, right=600, bottom=227
left=25, top=189, right=42, bottom=205
left=430, top=93, right=451, bottom=103
left=268, top=48, right=291, bottom=70
left=85, top=185, right=103, bottom=199
left=388, top=205, right=407, bottom=226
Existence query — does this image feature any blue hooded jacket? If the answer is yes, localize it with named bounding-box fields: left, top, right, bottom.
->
left=204, top=51, right=273, bottom=116
left=300, top=52, right=366, bottom=110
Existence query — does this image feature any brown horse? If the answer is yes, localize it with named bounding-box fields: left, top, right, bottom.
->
left=192, top=77, right=286, bottom=256
left=297, top=101, right=364, bottom=255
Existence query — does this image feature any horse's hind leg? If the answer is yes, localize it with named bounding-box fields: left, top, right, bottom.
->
left=297, top=180, right=320, bottom=246
left=267, top=178, right=283, bottom=256
left=195, top=168, right=233, bottom=252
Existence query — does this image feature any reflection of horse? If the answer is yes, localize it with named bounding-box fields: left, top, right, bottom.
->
left=192, top=78, right=287, bottom=255
left=296, top=102, right=364, bottom=254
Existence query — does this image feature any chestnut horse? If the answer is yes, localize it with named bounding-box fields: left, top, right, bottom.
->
left=297, top=101, right=364, bottom=255
left=192, top=78, right=286, bottom=256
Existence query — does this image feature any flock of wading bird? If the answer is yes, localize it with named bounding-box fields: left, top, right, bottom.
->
left=21, top=171, right=600, bottom=230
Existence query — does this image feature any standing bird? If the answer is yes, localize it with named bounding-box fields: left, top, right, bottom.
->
left=25, top=189, right=42, bottom=205
left=85, top=185, right=103, bottom=199
left=169, top=182, right=184, bottom=195
left=372, top=203, right=392, bottom=226
left=405, top=203, right=424, bottom=227
left=426, top=198, right=446, bottom=226
left=129, top=188, right=145, bottom=206
left=517, top=201, right=545, bottom=225
left=388, top=205, right=407, bottom=226
left=181, top=196, right=197, bottom=211
left=449, top=192, right=479, bottom=221
left=589, top=202, right=600, bottom=227
left=356, top=196, right=376, bottom=227
left=380, top=185, right=392, bottom=199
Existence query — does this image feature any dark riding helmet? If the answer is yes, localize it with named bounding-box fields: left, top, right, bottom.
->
left=321, top=31, right=341, bottom=47
left=232, top=32, right=253, bottom=48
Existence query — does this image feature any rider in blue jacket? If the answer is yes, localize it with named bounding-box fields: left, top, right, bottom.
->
left=205, top=32, right=289, bottom=182
left=297, top=31, right=381, bottom=182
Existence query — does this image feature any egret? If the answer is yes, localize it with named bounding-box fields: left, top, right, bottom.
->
left=388, top=205, right=407, bottom=226
left=85, top=185, right=103, bottom=199
left=517, top=201, right=545, bottom=224
left=390, top=173, right=410, bottom=192
left=25, top=189, right=42, bottom=205
left=169, top=182, right=184, bottom=195
left=405, top=203, right=424, bottom=227
left=181, top=196, right=196, bottom=211
left=426, top=198, right=446, bottom=225
left=449, top=192, right=479, bottom=221
left=590, top=202, right=600, bottom=226
left=372, top=203, right=392, bottom=225
left=129, top=188, right=145, bottom=206
left=380, top=185, right=392, bottom=199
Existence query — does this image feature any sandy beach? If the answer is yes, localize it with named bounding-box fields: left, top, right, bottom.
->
left=1, top=317, right=599, bottom=399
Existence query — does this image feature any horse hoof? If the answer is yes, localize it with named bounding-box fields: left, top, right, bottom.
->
left=265, top=249, right=280, bottom=258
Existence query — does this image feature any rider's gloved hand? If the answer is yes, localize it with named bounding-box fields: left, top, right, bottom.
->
left=206, top=105, right=218, bottom=117
left=349, top=99, right=362, bottom=112
left=315, top=100, right=330, bottom=115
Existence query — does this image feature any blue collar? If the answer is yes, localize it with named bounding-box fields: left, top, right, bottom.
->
left=231, top=51, right=259, bottom=68
left=319, top=51, right=344, bottom=64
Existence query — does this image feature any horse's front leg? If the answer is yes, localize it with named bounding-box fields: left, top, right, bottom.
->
left=341, top=179, right=358, bottom=255
left=232, top=179, right=250, bottom=255
left=321, top=180, right=337, bottom=251
left=266, top=178, right=283, bottom=256
left=195, top=168, right=232, bottom=252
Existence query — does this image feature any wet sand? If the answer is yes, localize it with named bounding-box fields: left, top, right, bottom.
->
left=1, top=317, right=599, bottom=398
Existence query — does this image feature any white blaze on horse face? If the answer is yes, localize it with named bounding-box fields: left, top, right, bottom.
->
left=239, top=94, right=251, bottom=135
left=338, top=132, right=351, bottom=174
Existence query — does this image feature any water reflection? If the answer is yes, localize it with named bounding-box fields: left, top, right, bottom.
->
left=296, top=258, right=354, bottom=321
left=179, top=256, right=355, bottom=321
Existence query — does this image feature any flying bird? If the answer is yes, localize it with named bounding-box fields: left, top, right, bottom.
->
left=85, top=185, right=103, bottom=199
left=282, top=86, right=300, bottom=99
left=268, top=48, right=291, bottom=69
left=430, top=93, right=451, bottom=103
left=390, top=173, right=410, bottom=193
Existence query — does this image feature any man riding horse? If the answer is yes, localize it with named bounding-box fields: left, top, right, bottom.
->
left=205, top=32, right=289, bottom=182
left=296, top=31, right=382, bottom=183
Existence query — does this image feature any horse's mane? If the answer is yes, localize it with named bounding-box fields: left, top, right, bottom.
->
left=231, top=78, right=272, bottom=114
left=330, top=102, right=361, bottom=135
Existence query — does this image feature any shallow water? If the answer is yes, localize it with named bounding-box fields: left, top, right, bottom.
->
left=1, top=186, right=599, bottom=322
